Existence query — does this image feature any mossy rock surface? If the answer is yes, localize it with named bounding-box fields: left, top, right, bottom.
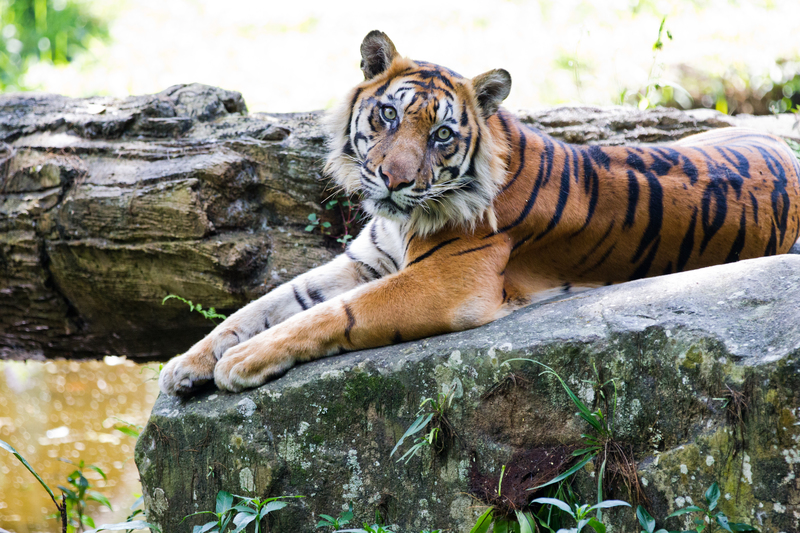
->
left=137, top=255, right=800, bottom=532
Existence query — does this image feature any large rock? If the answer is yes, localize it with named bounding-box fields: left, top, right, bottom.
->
left=136, top=255, right=800, bottom=533
left=0, top=85, right=335, bottom=360
left=1, top=86, right=797, bottom=361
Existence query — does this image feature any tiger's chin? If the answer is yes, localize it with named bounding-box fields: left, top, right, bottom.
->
left=362, top=197, right=413, bottom=223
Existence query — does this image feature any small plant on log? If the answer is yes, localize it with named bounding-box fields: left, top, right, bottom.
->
left=658, top=482, right=759, bottom=533
left=504, top=358, right=644, bottom=506
left=162, top=294, right=227, bottom=324
left=390, top=382, right=459, bottom=464
left=531, top=497, right=631, bottom=533
left=182, top=490, right=303, bottom=533
left=317, top=502, right=354, bottom=530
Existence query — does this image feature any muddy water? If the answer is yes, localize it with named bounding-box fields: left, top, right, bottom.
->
left=0, top=357, right=160, bottom=532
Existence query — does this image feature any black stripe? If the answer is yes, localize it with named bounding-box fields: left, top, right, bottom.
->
left=579, top=243, right=616, bottom=276
left=753, top=145, right=790, bottom=246
left=676, top=207, right=698, bottom=272
left=370, top=222, right=399, bottom=271
left=575, top=220, right=615, bottom=267
left=452, top=244, right=493, bottom=256
left=407, top=237, right=460, bottom=266
left=749, top=191, right=759, bottom=226
left=570, top=146, right=580, bottom=184
left=663, top=261, right=673, bottom=275
left=492, top=135, right=551, bottom=235
left=631, top=170, right=664, bottom=264
left=626, top=151, right=647, bottom=174
left=681, top=154, right=699, bottom=185
left=648, top=151, right=672, bottom=176
left=588, top=145, right=610, bottom=171
left=496, top=111, right=513, bottom=168
left=511, top=232, right=534, bottom=254
left=725, top=208, right=747, bottom=263
left=344, top=88, right=363, bottom=141
left=343, top=305, right=356, bottom=343
left=264, top=317, right=270, bottom=329
left=630, top=236, right=660, bottom=281
left=292, top=285, right=310, bottom=311
left=765, top=222, right=778, bottom=256
left=623, top=170, right=639, bottom=229
left=500, top=127, right=526, bottom=193
left=307, top=284, right=326, bottom=305
left=392, top=330, right=403, bottom=344
left=716, top=147, right=751, bottom=179
left=699, top=176, right=728, bottom=255
left=534, top=143, right=571, bottom=242
left=571, top=148, right=600, bottom=237
left=346, top=250, right=381, bottom=280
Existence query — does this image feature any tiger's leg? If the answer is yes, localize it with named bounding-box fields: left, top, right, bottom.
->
left=159, top=219, right=404, bottom=395
left=213, top=236, right=511, bottom=392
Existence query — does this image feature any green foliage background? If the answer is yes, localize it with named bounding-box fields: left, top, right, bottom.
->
left=0, top=0, right=108, bottom=90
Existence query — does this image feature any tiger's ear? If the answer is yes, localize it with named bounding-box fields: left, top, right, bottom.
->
left=360, top=30, right=399, bottom=79
left=472, top=69, right=512, bottom=117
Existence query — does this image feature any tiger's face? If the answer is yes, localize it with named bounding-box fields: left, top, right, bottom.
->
left=326, top=31, right=512, bottom=236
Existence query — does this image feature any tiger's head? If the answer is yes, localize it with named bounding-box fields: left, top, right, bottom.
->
left=325, top=31, right=511, bottom=236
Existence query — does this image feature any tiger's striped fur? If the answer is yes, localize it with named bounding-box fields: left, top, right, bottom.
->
left=160, top=31, right=800, bottom=395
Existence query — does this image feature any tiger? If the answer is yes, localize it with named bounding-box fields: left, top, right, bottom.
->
left=159, top=30, right=800, bottom=395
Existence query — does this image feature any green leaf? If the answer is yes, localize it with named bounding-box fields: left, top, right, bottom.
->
left=728, top=523, right=759, bottom=532
left=531, top=497, right=575, bottom=517
left=84, top=520, right=157, bottom=532
left=515, top=510, right=536, bottom=533
left=469, top=508, right=494, bottom=533
left=308, top=213, right=318, bottom=221
left=390, top=413, right=433, bottom=457
left=572, top=447, right=601, bottom=456
left=636, top=505, right=656, bottom=533
left=115, top=426, right=140, bottom=438
left=0, top=438, right=60, bottom=507
left=715, top=514, right=732, bottom=532
left=216, top=490, right=235, bottom=513
left=704, top=483, right=720, bottom=511
left=322, top=222, right=332, bottom=228
left=504, top=358, right=604, bottom=433
left=57, top=485, right=77, bottom=500
left=88, top=490, right=113, bottom=510
left=261, top=500, right=288, bottom=517
left=83, top=516, right=97, bottom=528
left=584, top=517, right=607, bottom=533
left=193, top=523, right=219, bottom=533
left=665, top=506, right=705, bottom=518
left=596, top=456, right=607, bottom=521
left=305, top=225, right=315, bottom=232
left=590, top=500, right=631, bottom=511
left=530, top=452, right=595, bottom=491
left=232, top=513, right=257, bottom=533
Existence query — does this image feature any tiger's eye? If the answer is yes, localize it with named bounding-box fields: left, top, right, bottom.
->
left=381, top=106, right=397, bottom=121
left=436, top=126, right=452, bottom=141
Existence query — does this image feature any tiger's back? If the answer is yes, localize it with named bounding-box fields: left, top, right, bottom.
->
left=491, top=116, right=800, bottom=305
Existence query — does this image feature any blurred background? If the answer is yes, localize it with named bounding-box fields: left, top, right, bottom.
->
left=2, top=0, right=800, bottom=115
left=1, top=0, right=800, bottom=531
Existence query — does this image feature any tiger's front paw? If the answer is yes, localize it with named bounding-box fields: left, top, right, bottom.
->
left=213, top=336, right=295, bottom=392
left=159, top=330, right=241, bottom=396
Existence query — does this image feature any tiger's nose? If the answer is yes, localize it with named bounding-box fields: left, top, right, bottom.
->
left=378, top=165, right=414, bottom=192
